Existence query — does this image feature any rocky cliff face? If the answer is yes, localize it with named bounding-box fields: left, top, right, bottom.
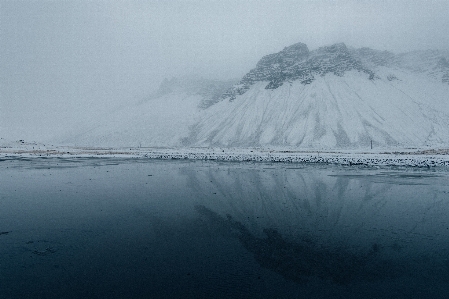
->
left=222, top=42, right=376, bottom=101
left=221, top=42, right=449, bottom=102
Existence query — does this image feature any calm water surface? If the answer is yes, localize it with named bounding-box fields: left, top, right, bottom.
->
left=1, top=157, right=449, bottom=298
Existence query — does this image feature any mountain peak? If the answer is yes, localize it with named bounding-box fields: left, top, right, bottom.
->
left=256, top=42, right=309, bottom=68
left=319, top=42, right=348, bottom=52
left=283, top=41, right=308, bottom=50
left=222, top=42, right=374, bottom=101
left=280, top=42, right=309, bottom=57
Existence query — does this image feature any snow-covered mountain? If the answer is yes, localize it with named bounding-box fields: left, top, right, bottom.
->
left=63, top=42, right=449, bottom=149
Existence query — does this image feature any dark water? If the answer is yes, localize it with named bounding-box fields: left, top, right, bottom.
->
left=1, top=157, right=449, bottom=298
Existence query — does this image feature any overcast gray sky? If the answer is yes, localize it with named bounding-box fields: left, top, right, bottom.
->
left=1, top=0, right=449, bottom=141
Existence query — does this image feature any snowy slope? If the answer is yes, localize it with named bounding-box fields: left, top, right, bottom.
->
left=191, top=70, right=449, bottom=149
left=64, top=42, right=449, bottom=150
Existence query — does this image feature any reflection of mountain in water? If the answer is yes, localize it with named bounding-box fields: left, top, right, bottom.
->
left=182, top=163, right=445, bottom=248
left=195, top=205, right=405, bottom=285
left=178, top=162, right=449, bottom=288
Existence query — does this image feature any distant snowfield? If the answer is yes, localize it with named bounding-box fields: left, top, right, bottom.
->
left=1, top=139, right=449, bottom=167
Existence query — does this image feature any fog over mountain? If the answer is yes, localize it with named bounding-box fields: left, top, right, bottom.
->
left=2, top=1, right=449, bottom=148
left=62, top=41, right=449, bottom=149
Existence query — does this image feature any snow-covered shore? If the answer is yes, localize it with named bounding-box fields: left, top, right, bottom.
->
left=142, top=149, right=449, bottom=167
left=1, top=140, right=449, bottom=167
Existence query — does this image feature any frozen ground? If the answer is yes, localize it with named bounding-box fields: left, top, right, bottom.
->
left=1, top=139, right=449, bottom=167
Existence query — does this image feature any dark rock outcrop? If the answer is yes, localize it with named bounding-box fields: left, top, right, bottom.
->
left=221, top=42, right=376, bottom=101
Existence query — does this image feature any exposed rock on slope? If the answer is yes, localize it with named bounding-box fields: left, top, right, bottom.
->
left=221, top=43, right=375, bottom=101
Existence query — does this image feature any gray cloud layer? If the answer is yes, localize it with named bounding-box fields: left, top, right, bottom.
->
left=1, top=0, right=448, bottom=141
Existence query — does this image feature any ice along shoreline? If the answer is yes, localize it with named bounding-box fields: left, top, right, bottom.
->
left=143, top=150, right=449, bottom=167
left=1, top=144, right=449, bottom=167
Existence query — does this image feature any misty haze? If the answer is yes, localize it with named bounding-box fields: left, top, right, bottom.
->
left=1, top=1, right=449, bottom=298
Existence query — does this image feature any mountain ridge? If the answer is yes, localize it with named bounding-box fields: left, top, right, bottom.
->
left=221, top=42, right=377, bottom=101
left=61, top=41, right=449, bottom=150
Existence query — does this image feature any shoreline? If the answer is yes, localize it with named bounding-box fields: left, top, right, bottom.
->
left=1, top=145, right=449, bottom=167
